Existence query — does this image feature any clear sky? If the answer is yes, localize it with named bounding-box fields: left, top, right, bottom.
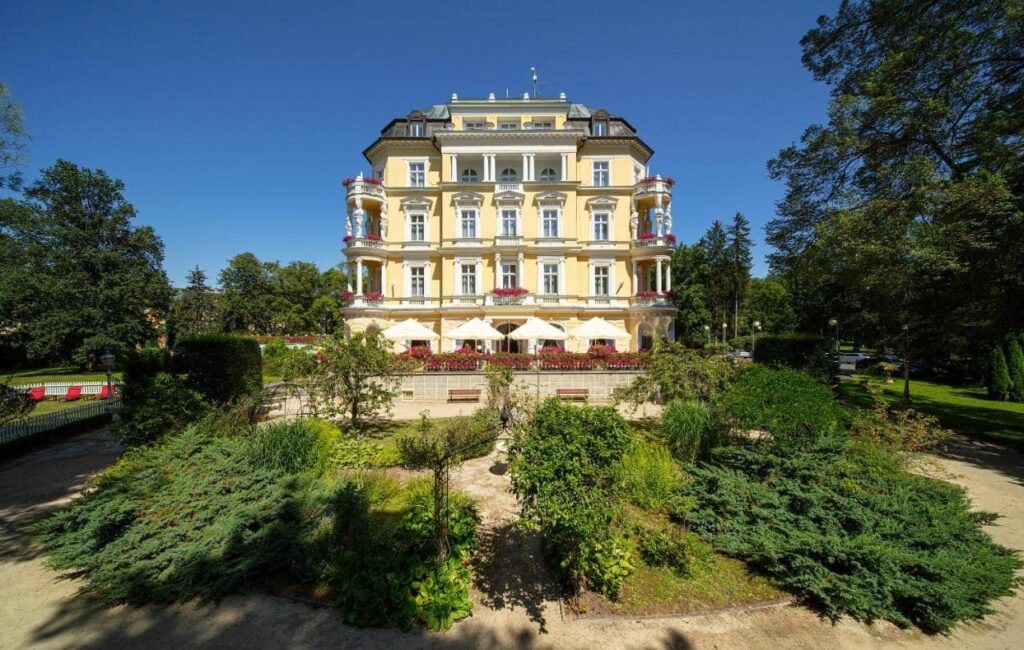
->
left=0, top=0, right=836, bottom=286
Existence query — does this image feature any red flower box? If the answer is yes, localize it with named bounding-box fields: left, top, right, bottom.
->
left=342, top=177, right=384, bottom=187
left=492, top=286, right=529, bottom=297
left=343, top=235, right=354, bottom=243
left=365, top=233, right=383, bottom=241
left=363, top=291, right=384, bottom=301
left=638, top=175, right=676, bottom=187
left=537, top=352, right=595, bottom=370
left=665, top=233, right=677, bottom=243
left=587, top=344, right=617, bottom=357
left=424, top=352, right=482, bottom=371
left=637, top=232, right=657, bottom=240
left=487, top=353, right=533, bottom=371
left=636, top=290, right=660, bottom=299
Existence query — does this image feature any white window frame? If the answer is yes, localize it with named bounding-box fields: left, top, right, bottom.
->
left=407, top=212, right=427, bottom=242
left=531, top=120, right=554, bottom=130
left=501, top=262, right=519, bottom=289
left=459, top=209, right=478, bottom=239
left=593, top=120, right=608, bottom=136
left=408, top=121, right=425, bottom=137
left=500, top=208, right=518, bottom=236
left=593, top=264, right=611, bottom=296
left=409, top=265, right=426, bottom=297
left=460, top=168, right=479, bottom=182
left=498, top=120, right=519, bottom=130
left=464, top=120, right=488, bottom=131
left=592, top=160, right=610, bottom=187
left=542, top=263, right=559, bottom=295
left=458, top=261, right=478, bottom=295
left=538, top=167, right=558, bottom=181
left=541, top=208, right=560, bottom=238
left=499, top=167, right=519, bottom=182
left=407, top=160, right=426, bottom=187
left=592, top=212, right=611, bottom=241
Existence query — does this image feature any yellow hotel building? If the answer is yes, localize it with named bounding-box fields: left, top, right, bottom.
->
left=342, top=93, right=676, bottom=352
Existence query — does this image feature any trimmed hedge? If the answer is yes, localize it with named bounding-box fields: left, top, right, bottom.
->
left=174, top=334, right=263, bottom=403
left=752, top=333, right=835, bottom=380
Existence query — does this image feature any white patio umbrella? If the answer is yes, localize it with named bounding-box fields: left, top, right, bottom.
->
left=507, top=317, right=568, bottom=342
left=381, top=318, right=439, bottom=343
left=569, top=317, right=631, bottom=341
left=444, top=318, right=506, bottom=341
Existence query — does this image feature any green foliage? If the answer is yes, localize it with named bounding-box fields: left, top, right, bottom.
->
left=32, top=428, right=299, bottom=604
left=112, top=373, right=209, bottom=446
left=304, top=332, right=401, bottom=429
left=684, top=439, right=1022, bottom=633
left=987, top=345, right=1012, bottom=401
left=719, top=366, right=845, bottom=452
left=0, top=379, right=31, bottom=424
left=743, top=277, right=796, bottom=334
left=120, top=346, right=170, bottom=399
left=618, top=342, right=734, bottom=406
left=628, top=514, right=710, bottom=576
left=0, top=81, right=28, bottom=190
left=0, top=159, right=172, bottom=364
left=171, top=265, right=219, bottom=339
left=245, top=419, right=339, bottom=476
left=261, top=340, right=316, bottom=381
left=174, top=334, right=263, bottom=403
left=330, top=436, right=401, bottom=468
left=613, top=440, right=683, bottom=511
left=1005, top=338, right=1024, bottom=402
left=509, top=398, right=634, bottom=596
left=661, top=399, right=721, bottom=463
left=752, top=333, right=835, bottom=380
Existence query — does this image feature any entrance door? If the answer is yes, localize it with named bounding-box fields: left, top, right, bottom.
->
left=496, top=323, right=521, bottom=353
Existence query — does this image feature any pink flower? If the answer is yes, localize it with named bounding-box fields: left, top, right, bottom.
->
left=637, top=232, right=657, bottom=240
left=492, top=286, right=529, bottom=297
left=363, top=291, right=384, bottom=300
left=636, top=290, right=660, bottom=299
left=365, top=233, right=383, bottom=241
left=340, top=291, right=354, bottom=302
left=665, top=233, right=677, bottom=244
left=342, top=235, right=353, bottom=243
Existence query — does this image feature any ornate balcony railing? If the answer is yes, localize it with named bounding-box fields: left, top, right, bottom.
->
left=633, top=175, right=675, bottom=198
left=449, top=294, right=485, bottom=306
left=344, top=236, right=385, bottom=249
left=344, top=177, right=386, bottom=202
left=495, top=182, right=523, bottom=194
left=494, top=234, right=524, bottom=247
left=631, top=234, right=675, bottom=249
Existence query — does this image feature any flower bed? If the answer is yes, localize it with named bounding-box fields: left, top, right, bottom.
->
left=486, top=353, right=533, bottom=371
left=604, top=353, right=651, bottom=370
left=424, top=352, right=483, bottom=372
left=537, top=352, right=596, bottom=371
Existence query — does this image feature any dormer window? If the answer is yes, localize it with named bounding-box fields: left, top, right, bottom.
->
left=460, top=168, right=479, bottom=182
left=593, top=119, right=608, bottom=136
left=532, top=120, right=553, bottom=130
left=539, top=167, right=558, bottom=181
left=408, top=121, right=425, bottom=137
left=498, top=120, right=519, bottom=130
left=499, top=168, right=519, bottom=182
left=464, top=120, right=488, bottom=131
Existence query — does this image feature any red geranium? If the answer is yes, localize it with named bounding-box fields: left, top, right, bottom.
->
left=492, top=286, right=529, bottom=297
left=365, top=233, right=383, bottom=241
left=363, top=291, right=384, bottom=301
left=637, top=232, right=657, bottom=240
left=340, top=291, right=354, bottom=302
left=665, top=233, right=677, bottom=243
left=635, top=290, right=660, bottom=299
left=342, top=235, right=353, bottom=243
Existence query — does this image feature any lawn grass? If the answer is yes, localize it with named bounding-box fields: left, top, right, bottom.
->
left=3, top=366, right=122, bottom=385
left=839, top=374, right=1024, bottom=447
left=29, top=399, right=98, bottom=416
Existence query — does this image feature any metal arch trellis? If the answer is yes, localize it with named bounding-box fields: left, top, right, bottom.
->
left=263, top=382, right=311, bottom=419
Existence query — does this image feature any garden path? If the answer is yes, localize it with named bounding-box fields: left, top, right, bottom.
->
left=1, top=429, right=1022, bottom=649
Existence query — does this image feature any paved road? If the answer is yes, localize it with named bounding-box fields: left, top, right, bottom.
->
left=1, top=430, right=1021, bottom=649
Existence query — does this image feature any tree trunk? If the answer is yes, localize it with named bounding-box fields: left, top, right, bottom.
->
left=899, top=326, right=911, bottom=409
left=433, top=462, right=449, bottom=563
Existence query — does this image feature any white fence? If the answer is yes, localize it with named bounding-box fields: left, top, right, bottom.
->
left=0, top=398, right=119, bottom=447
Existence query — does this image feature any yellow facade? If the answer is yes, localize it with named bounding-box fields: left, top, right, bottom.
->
left=343, top=95, right=676, bottom=352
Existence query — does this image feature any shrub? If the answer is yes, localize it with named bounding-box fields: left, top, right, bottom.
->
left=262, top=340, right=316, bottom=382
left=683, top=439, right=1022, bottom=633
left=32, top=428, right=298, bottom=604
left=330, top=436, right=401, bottom=468
left=987, top=345, right=1012, bottom=400
left=617, top=343, right=733, bottom=406
left=603, top=352, right=651, bottom=370
left=849, top=383, right=952, bottom=451
left=613, top=440, right=683, bottom=511
left=423, top=352, right=482, bottom=371
left=718, top=366, right=845, bottom=452
left=0, top=380, right=32, bottom=425
left=1006, top=338, right=1024, bottom=402
left=752, top=333, right=835, bottom=381
left=509, top=398, right=634, bottom=597
left=121, top=346, right=171, bottom=400
left=661, top=399, right=721, bottom=463
left=536, top=351, right=595, bottom=370
left=245, top=419, right=339, bottom=476
left=111, top=373, right=210, bottom=445
left=174, top=334, right=263, bottom=403
left=628, top=515, right=710, bottom=576
left=486, top=352, right=532, bottom=371
left=304, top=332, right=402, bottom=428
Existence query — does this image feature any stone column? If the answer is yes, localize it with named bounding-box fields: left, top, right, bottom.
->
left=380, top=261, right=388, bottom=297
left=632, top=261, right=638, bottom=293
left=450, top=153, right=458, bottom=182
left=655, top=258, right=662, bottom=293
left=522, top=153, right=530, bottom=181
left=495, top=251, right=502, bottom=290
left=356, top=259, right=363, bottom=295
left=665, top=259, right=672, bottom=291
left=560, top=153, right=568, bottom=180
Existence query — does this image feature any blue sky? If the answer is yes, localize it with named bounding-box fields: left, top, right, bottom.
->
left=0, top=0, right=836, bottom=286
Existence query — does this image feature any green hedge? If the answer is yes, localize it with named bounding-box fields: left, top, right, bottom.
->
left=174, top=334, right=263, bottom=403
left=752, top=333, right=835, bottom=380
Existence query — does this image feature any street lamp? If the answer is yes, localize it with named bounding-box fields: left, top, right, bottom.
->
left=828, top=318, right=839, bottom=354
left=703, top=324, right=710, bottom=347
left=99, top=350, right=116, bottom=415
left=752, top=320, right=762, bottom=355
left=721, top=322, right=728, bottom=345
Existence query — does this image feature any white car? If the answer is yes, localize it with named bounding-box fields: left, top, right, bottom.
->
left=729, top=349, right=752, bottom=359
left=839, top=352, right=871, bottom=365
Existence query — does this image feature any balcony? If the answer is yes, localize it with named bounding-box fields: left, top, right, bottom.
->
left=495, top=182, right=523, bottom=194
left=633, top=292, right=673, bottom=308
left=631, top=234, right=676, bottom=249
left=344, top=176, right=386, bottom=204
left=632, top=175, right=675, bottom=199
left=344, top=235, right=386, bottom=249
left=349, top=292, right=385, bottom=308
left=448, top=294, right=485, bottom=306
left=489, top=288, right=529, bottom=306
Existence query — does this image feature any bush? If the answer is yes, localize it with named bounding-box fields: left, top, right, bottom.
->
left=987, top=345, right=1012, bottom=400
left=121, top=346, right=171, bottom=400
left=330, top=436, right=401, bottom=468
left=1006, top=338, right=1024, bottom=402
left=245, top=419, right=340, bottom=476
left=485, top=352, right=532, bottom=371
left=617, top=343, right=734, bottom=406
left=719, top=366, right=845, bottom=452
left=112, top=373, right=210, bottom=445
left=683, top=439, right=1022, bottom=633
left=32, top=428, right=299, bottom=604
left=613, top=440, right=683, bottom=511
left=509, top=398, right=634, bottom=597
left=628, top=514, right=710, bottom=576
left=424, top=352, right=482, bottom=372
left=262, top=340, right=316, bottom=382
left=753, top=333, right=835, bottom=381
left=0, top=380, right=32, bottom=425
left=849, top=383, right=952, bottom=451
left=536, top=351, right=595, bottom=371
left=662, top=399, right=721, bottom=463
left=174, top=334, right=263, bottom=403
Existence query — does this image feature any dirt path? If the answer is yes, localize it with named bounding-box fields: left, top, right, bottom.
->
left=1, top=431, right=1021, bottom=649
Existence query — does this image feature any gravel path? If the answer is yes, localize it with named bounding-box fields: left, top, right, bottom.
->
left=1, top=430, right=1021, bottom=649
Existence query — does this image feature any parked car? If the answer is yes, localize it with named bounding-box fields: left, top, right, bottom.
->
left=729, top=348, right=752, bottom=359
left=839, top=352, right=871, bottom=365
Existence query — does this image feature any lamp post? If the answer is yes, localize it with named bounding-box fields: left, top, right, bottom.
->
left=703, top=324, right=710, bottom=347
left=99, top=350, right=116, bottom=416
left=828, top=318, right=839, bottom=354
left=721, top=322, right=728, bottom=345
left=752, top=320, right=762, bottom=355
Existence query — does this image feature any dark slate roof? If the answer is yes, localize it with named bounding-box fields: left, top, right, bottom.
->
left=422, top=104, right=450, bottom=120
left=567, top=103, right=592, bottom=118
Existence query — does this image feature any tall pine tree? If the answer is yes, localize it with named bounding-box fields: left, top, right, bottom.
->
left=727, top=213, right=753, bottom=336
left=172, top=266, right=219, bottom=340
left=701, top=220, right=731, bottom=337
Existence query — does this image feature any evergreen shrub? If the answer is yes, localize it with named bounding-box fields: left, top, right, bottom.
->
left=174, top=334, right=263, bottom=403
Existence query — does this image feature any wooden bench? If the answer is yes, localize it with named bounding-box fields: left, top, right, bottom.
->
left=448, top=389, right=482, bottom=403
left=556, top=388, right=589, bottom=401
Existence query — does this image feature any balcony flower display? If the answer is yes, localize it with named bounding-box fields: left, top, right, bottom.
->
left=604, top=352, right=652, bottom=370
left=637, top=175, right=676, bottom=187
left=408, top=345, right=433, bottom=359
left=342, top=176, right=383, bottom=186
left=363, top=291, right=384, bottom=301
left=492, top=286, right=529, bottom=298
left=364, top=233, right=383, bottom=241
left=342, top=235, right=353, bottom=243
left=539, top=344, right=566, bottom=354
left=665, top=233, right=676, bottom=244
left=455, top=346, right=479, bottom=354
left=486, top=353, right=533, bottom=371
left=587, top=343, right=617, bottom=357
left=424, top=351, right=482, bottom=371
left=635, top=290, right=660, bottom=299
left=536, top=351, right=595, bottom=370
left=340, top=291, right=354, bottom=302
left=637, top=232, right=657, bottom=240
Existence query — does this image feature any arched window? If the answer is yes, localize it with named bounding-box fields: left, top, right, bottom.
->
left=499, top=168, right=518, bottom=182
left=460, top=168, right=479, bottom=182
left=539, top=167, right=558, bottom=181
